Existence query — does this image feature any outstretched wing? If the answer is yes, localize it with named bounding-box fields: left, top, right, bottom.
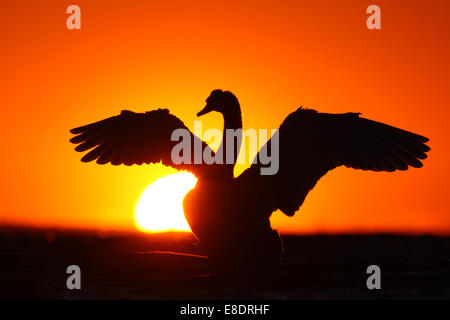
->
left=70, top=109, right=215, bottom=178
left=237, top=107, right=430, bottom=217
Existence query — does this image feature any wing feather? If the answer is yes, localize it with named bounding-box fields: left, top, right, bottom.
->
left=70, top=109, right=216, bottom=178
left=237, top=108, right=430, bottom=217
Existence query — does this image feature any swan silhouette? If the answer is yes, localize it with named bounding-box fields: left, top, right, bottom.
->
left=70, top=89, right=430, bottom=273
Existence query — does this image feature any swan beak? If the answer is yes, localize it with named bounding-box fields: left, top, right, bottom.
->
left=197, top=104, right=213, bottom=117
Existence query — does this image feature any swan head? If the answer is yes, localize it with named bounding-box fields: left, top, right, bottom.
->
left=197, top=89, right=240, bottom=117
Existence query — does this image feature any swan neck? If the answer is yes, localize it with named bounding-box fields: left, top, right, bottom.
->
left=223, top=110, right=242, bottom=131
left=218, top=102, right=242, bottom=178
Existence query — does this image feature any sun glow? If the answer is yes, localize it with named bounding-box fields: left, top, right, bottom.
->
left=134, top=172, right=197, bottom=233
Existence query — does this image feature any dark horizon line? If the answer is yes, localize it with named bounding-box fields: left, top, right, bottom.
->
left=0, top=222, right=449, bottom=238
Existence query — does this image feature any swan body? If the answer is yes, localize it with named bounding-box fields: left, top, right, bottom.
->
left=183, top=179, right=282, bottom=272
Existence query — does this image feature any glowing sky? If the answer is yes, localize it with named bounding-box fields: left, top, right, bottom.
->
left=1, top=0, right=449, bottom=234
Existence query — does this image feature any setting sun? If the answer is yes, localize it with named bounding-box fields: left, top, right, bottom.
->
left=134, top=172, right=197, bottom=233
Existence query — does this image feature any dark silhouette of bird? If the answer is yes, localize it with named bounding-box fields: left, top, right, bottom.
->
left=70, top=89, right=430, bottom=274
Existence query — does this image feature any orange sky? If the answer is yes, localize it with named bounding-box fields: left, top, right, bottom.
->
left=1, top=0, right=449, bottom=234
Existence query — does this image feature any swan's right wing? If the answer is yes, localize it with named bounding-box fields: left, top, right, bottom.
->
left=70, top=109, right=215, bottom=178
left=237, top=107, right=430, bottom=217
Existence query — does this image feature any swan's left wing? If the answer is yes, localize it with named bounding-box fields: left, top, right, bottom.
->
left=70, top=109, right=216, bottom=178
left=236, top=107, right=430, bottom=217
